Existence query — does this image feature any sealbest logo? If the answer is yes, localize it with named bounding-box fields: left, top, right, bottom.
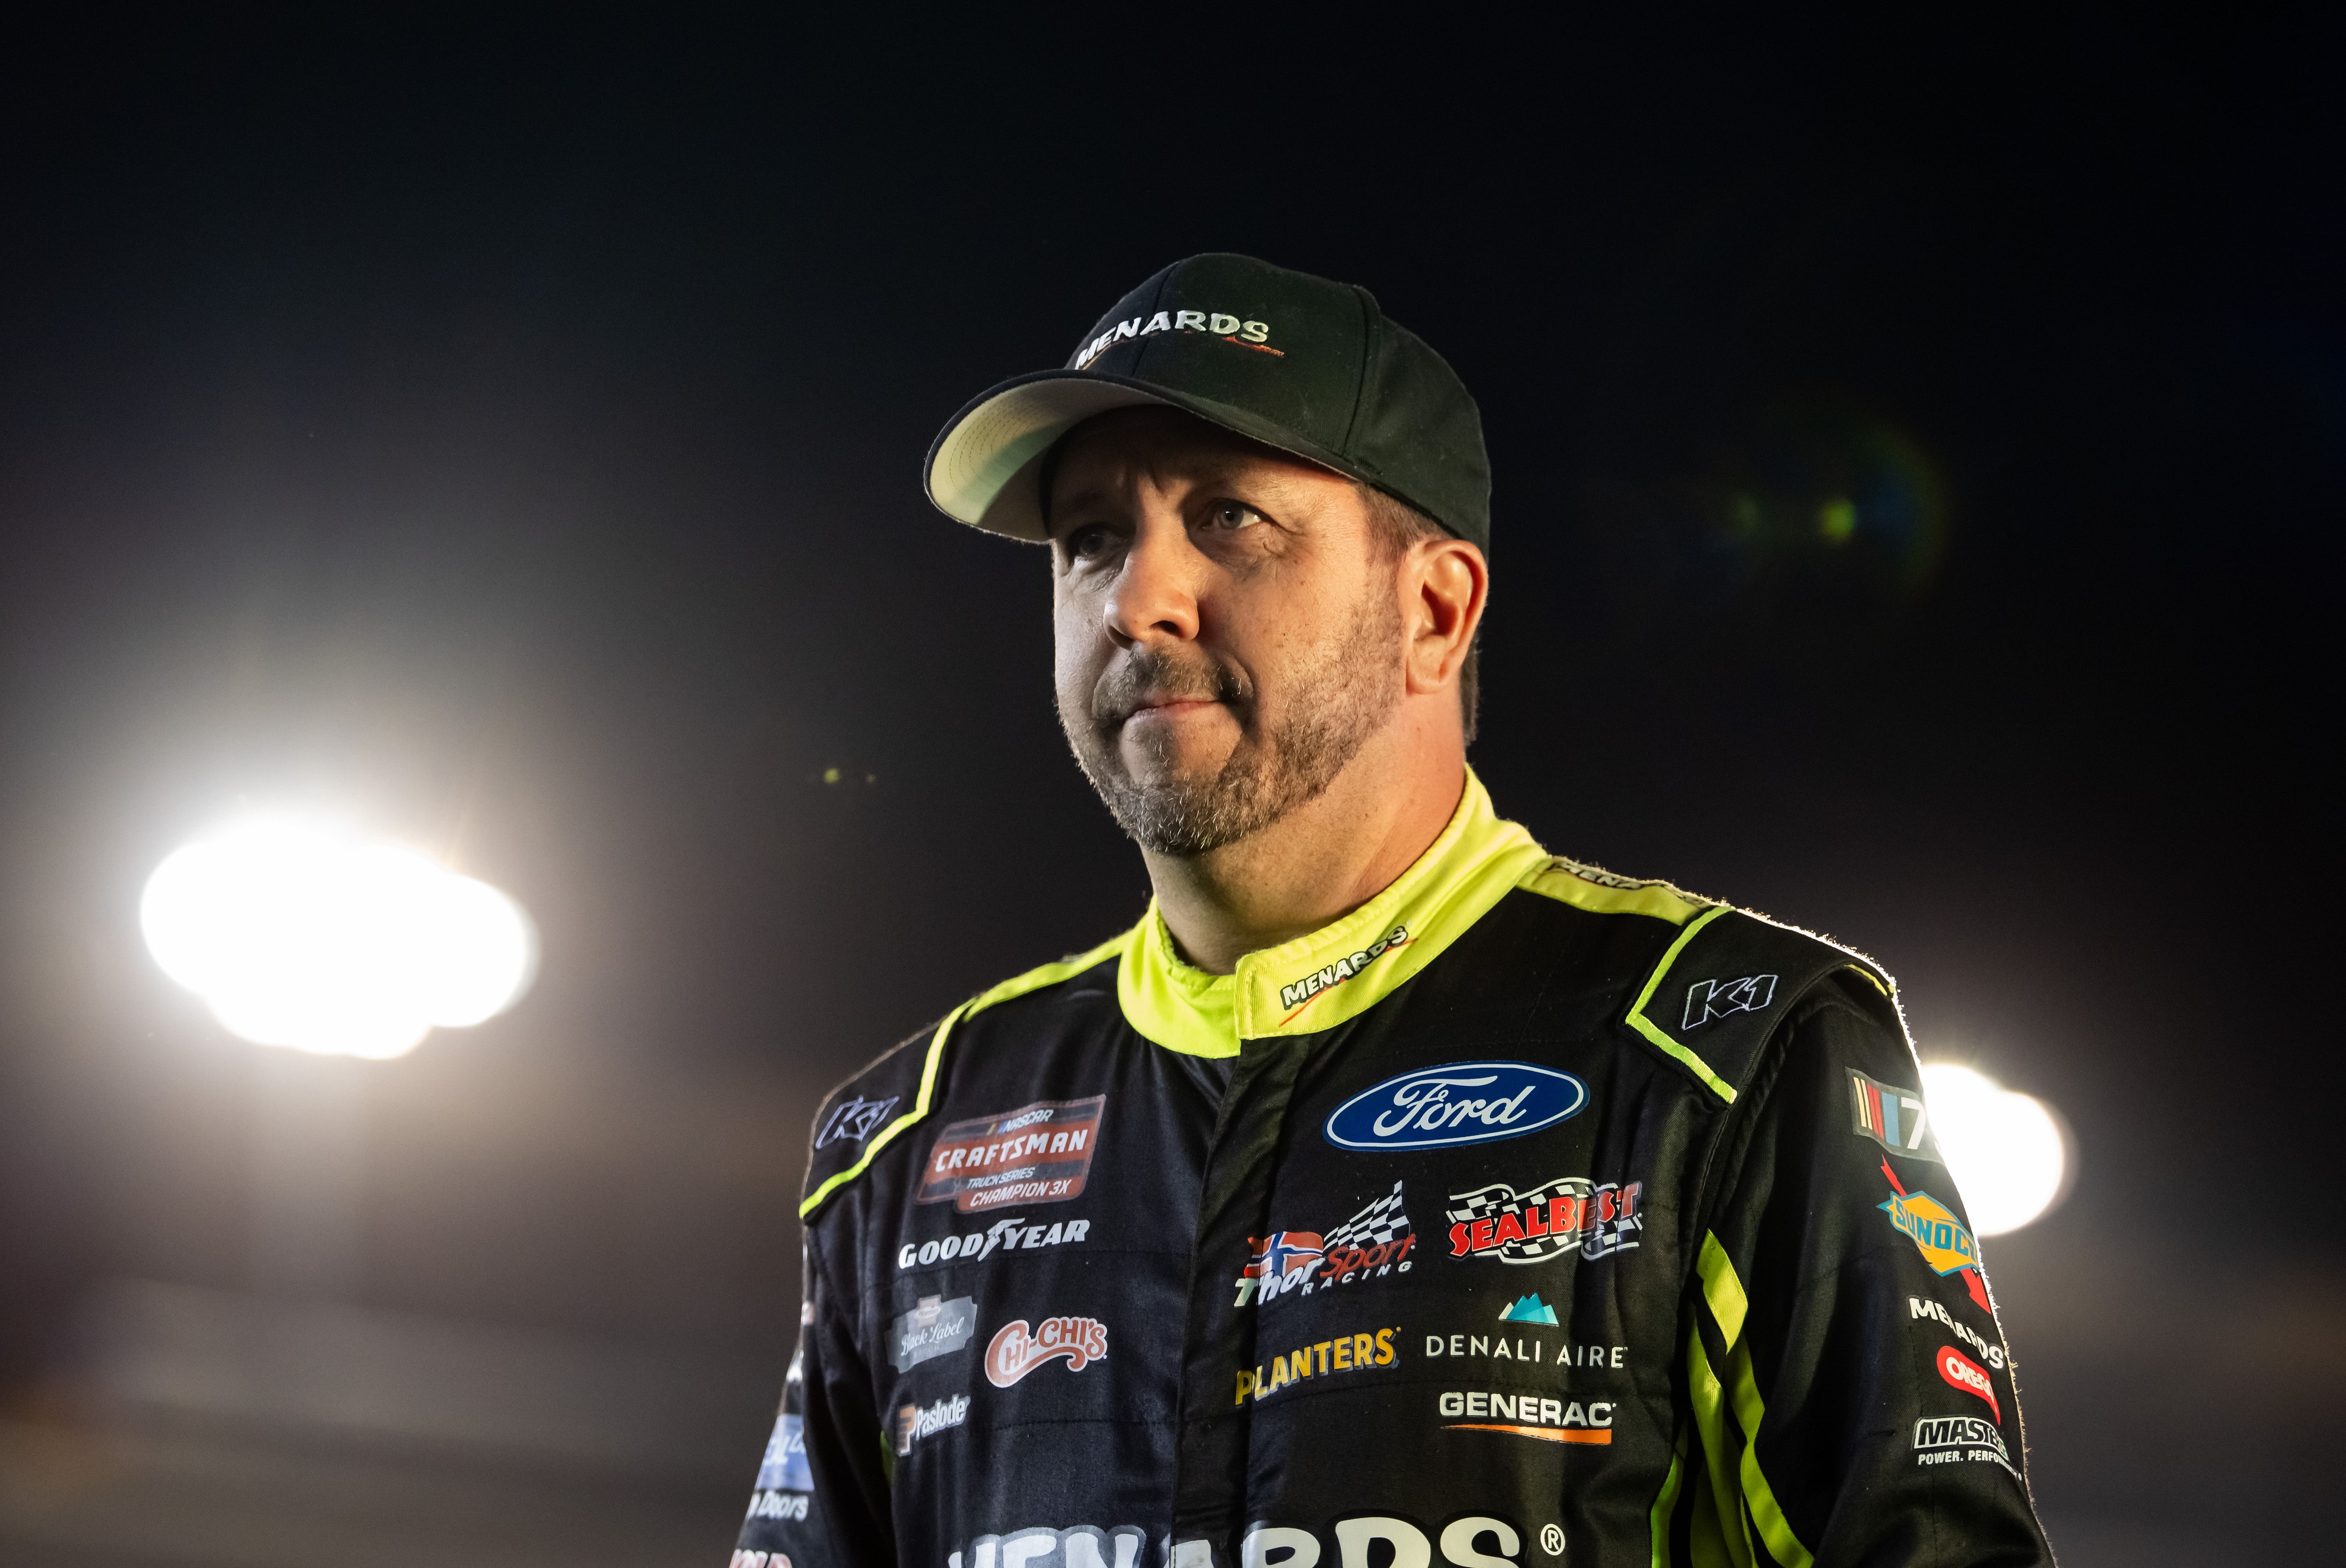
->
left=1445, top=1176, right=1644, bottom=1265
left=983, top=1315, right=1108, bottom=1388
left=1324, top=1062, right=1588, bottom=1152
left=1073, top=309, right=1275, bottom=369
left=1277, top=925, right=1410, bottom=1020
left=917, top=1096, right=1104, bottom=1214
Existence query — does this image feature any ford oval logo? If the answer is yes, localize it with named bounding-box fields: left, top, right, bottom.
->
left=1324, top=1061, right=1588, bottom=1151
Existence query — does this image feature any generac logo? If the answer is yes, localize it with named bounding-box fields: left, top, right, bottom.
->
left=983, top=1316, right=1108, bottom=1388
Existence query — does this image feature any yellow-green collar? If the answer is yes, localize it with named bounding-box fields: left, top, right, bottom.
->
left=1112, top=768, right=1553, bottom=1057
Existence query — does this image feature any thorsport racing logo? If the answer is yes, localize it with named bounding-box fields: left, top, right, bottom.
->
left=917, top=1096, right=1104, bottom=1214
left=1277, top=925, right=1409, bottom=1020
left=1446, top=1177, right=1644, bottom=1264
left=983, top=1316, right=1108, bottom=1388
left=1234, top=1181, right=1414, bottom=1307
left=1325, top=1062, right=1588, bottom=1151
left=1683, top=974, right=1777, bottom=1028
left=1914, top=1416, right=2018, bottom=1478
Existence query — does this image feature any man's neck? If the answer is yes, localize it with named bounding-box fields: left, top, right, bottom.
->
left=1141, top=721, right=1467, bottom=975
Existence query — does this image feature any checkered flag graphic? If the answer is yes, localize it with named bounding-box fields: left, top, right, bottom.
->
left=1445, top=1178, right=1590, bottom=1264
left=1322, top=1181, right=1411, bottom=1250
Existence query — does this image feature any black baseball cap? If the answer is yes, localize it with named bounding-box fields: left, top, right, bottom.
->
left=925, top=253, right=1490, bottom=551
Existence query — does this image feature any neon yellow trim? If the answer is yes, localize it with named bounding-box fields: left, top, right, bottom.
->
left=1117, top=911, right=1239, bottom=1058
left=1845, top=963, right=1891, bottom=997
left=1692, top=1233, right=1814, bottom=1568
left=1650, top=1431, right=1688, bottom=1568
left=1624, top=906, right=1739, bottom=1102
left=1685, top=1319, right=1754, bottom=1568
left=798, top=934, right=1124, bottom=1217
left=1521, top=859, right=1708, bottom=926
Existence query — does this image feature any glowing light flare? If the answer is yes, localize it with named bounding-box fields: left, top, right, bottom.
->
left=140, top=818, right=537, bottom=1058
left=1920, top=1062, right=2072, bottom=1236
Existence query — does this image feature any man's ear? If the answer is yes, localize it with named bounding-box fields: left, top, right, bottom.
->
left=1402, top=538, right=1487, bottom=696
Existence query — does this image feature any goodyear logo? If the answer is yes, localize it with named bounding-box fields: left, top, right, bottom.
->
left=1880, top=1189, right=1978, bottom=1276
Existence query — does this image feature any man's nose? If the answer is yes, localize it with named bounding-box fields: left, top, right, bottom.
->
left=1103, top=519, right=1201, bottom=649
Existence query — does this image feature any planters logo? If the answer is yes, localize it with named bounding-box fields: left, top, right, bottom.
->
left=1324, top=1062, right=1587, bottom=1152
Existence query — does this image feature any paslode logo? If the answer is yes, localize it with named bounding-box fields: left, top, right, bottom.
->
left=1445, top=1177, right=1644, bottom=1264
left=1278, top=925, right=1410, bottom=1017
left=917, top=1096, right=1104, bottom=1214
left=893, top=1393, right=969, bottom=1455
left=1936, top=1345, right=2000, bottom=1420
left=1073, top=310, right=1276, bottom=369
left=1235, top=1181, right=1413, bottom=1307
left=1682, top=974, right=1777, bottom=1028
left=983, top=1316, right=1108, bottom=1388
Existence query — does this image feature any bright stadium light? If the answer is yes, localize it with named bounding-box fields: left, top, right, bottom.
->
left=1920, top=1062, right=2072, bottom=1236
left=141, top=816, right=537, bottom=1059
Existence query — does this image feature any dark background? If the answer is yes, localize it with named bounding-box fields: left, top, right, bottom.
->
left=0, top=11, right=2337, bottom=1566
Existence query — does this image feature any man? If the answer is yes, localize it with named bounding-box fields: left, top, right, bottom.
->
left=733, top=254, right=2054, bottom=1568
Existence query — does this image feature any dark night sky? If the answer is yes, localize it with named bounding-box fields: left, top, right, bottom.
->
left=0, top=7, right=2338, bottom=1308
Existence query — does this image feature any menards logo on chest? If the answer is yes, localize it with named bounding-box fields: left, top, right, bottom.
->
left=1280, top=925, right=1409, bottom=1014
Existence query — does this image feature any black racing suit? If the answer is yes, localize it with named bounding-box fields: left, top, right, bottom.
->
left=733, top=773, right=2055, bottom=1568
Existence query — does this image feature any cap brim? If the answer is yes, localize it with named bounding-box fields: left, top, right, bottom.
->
left=925, top=369, right=1366, bottom=543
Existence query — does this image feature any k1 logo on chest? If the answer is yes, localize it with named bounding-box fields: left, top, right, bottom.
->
left=1324, top=1062, right=1588, bottom=1151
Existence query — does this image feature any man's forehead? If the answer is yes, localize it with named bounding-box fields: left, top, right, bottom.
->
left=1050, top=406, right=1335, bottom=496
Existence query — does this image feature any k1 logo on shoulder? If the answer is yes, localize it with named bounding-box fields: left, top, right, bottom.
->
left=814, top=1093, right=898, bottom=1149
left=1849, top=1069, right=1941, bottom=1161
left=983, top=1316, right=1107, bottom=1388
left=918, top=1096, right=1104, bottom=1214
left=1235, top=1182, right=1414, bottom=1307
left=1446, top=1176, right=1643, bottom=1264
left=1683, top=974, right=1777, bottom=1029
left=1325, top=1062, right=1587, bottom=1151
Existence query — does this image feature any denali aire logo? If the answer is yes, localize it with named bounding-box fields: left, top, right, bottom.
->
left=814, top=1093, right=898, bottom=1149
left=1073, top=310, right=1274, bottom=369
left=1324, top=1062, right=1588, bottom=1151
left=897, top=1216, right=1090, bottom=1271
left=1234, top=1181, right=1414, bottom=1307
left=1278, top=925, right=1409, bottom=1016
left=1936, top=1345, right=2001, bottom=1421
left=1683, top=974, right=1778, bottom=1028
left=917, top=1096, right=1104, bottom=1214
left=983, top=1316, right=1108, bottom=1388
left=947, top=1525, right=1147, bottom=1568
left=1446, top=1177, right=1644, bottom=1264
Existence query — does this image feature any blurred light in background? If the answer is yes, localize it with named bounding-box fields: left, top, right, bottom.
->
left=1922, top=1062, right=2073, bottom=1236
left=140, top=816, right=537, bottom=1058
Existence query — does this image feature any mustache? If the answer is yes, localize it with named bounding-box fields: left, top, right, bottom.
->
left=1090, top=647, right=1250, bottom=728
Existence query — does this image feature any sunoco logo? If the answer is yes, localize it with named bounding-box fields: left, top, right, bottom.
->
left=1324, top=1062, right=1587, bottom=1152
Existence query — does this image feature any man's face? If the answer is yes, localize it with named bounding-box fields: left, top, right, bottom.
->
left=1047, top=407, right=1404, bottom=856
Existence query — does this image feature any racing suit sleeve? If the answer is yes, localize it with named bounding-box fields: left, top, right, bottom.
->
left=1672, top=977, right=2055, bottom=1567
left=732, top=1228, right=894, bottom=1568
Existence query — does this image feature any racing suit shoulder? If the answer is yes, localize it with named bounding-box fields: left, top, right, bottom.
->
left=798, top=931, right=1127, bottom=1220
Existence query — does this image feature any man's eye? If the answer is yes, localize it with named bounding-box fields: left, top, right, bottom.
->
left=1066, top=524, right=1115, bottom=559
left=1203, top=500, right=1265, bottom=532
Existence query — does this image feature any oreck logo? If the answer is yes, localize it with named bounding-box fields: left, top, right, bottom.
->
left=1073, top=310, right=1276, bottom=369
left=1936, top=1345, right=2001, bottom=1421
left=1324, top=1062, right=1588, bottom=1152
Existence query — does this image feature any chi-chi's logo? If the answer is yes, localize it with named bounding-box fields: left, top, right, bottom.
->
left=1235, top=1182, right=1414, bottom=1307
left=814, top=1093, right=898, bottom=1149
left=917, top=1096, right=1105, bottom=1213
left=1073, top=310, right=1276, bottom=369
left=1277, top=925, right=1410, bottom=1018
left=1936, top=1345, right=2000, bottom=1421
left=1878, top=1159, right=1990, bottom=1310
left=983, top=1316, right=1108, bottom=1388
left=1446, top=1177, right=1644, bottom=1264
left=1682, top=974, right=1777, bottom=1029
left=1324, top=1062, right=1588, bottom=1152
left=1849, top=1069, right=1941, bottom=1161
